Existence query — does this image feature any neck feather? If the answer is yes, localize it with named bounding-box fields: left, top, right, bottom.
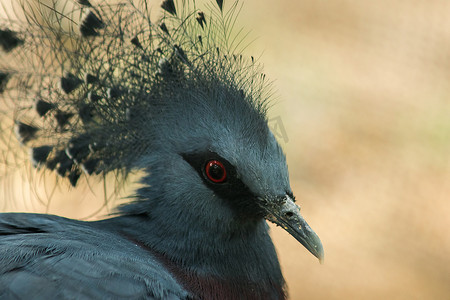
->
left=102, top=212, right=286, bottom=299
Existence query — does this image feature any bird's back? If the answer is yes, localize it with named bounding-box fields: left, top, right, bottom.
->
left=0, top=213, right=188, bottom=299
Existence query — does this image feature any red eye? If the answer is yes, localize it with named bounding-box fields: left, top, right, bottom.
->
left=205, top=160, right=227, bottom=183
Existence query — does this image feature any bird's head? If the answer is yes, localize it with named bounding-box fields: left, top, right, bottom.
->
left=124, top=73, right=324, bottom=262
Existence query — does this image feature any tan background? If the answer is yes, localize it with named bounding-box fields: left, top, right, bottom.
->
left=1, top=0, right=449, bottom=299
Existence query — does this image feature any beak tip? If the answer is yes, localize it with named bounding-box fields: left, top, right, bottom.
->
left=318, top=252, right=324, bottom=264
left=314, top=241, right=325, bottom=264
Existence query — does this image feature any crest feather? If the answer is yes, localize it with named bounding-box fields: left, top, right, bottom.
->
left=0, top=0, right=273, bottom=193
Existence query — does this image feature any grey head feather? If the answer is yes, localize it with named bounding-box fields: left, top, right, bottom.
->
left=0, top=0, right=274, bottom=188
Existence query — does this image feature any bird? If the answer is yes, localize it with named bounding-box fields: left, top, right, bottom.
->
left=0, top=0, right=324, bottom=299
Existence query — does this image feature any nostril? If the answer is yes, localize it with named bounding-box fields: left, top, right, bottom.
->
left=284, top=211, right=294, bottom=218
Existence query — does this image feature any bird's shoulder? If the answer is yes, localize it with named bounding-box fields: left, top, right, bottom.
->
left=0, top=213, right=188, bottom=299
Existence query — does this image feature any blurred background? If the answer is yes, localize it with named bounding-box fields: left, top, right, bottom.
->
left=1, top=0, right=449, bottom=299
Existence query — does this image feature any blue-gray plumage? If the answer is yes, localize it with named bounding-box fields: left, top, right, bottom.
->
left=0, top=0, right=323, bottom=299
left=0, top=213, right=187, bottom=299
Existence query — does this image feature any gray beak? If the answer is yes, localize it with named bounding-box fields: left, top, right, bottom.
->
left=260, top=195, right=324, bottom=263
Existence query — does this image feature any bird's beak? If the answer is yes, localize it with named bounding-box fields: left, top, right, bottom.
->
left=259, top=195, right=324, bottom=263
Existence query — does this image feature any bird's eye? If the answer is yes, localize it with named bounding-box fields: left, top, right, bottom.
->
left=205, top=160, right=227, bottom=183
